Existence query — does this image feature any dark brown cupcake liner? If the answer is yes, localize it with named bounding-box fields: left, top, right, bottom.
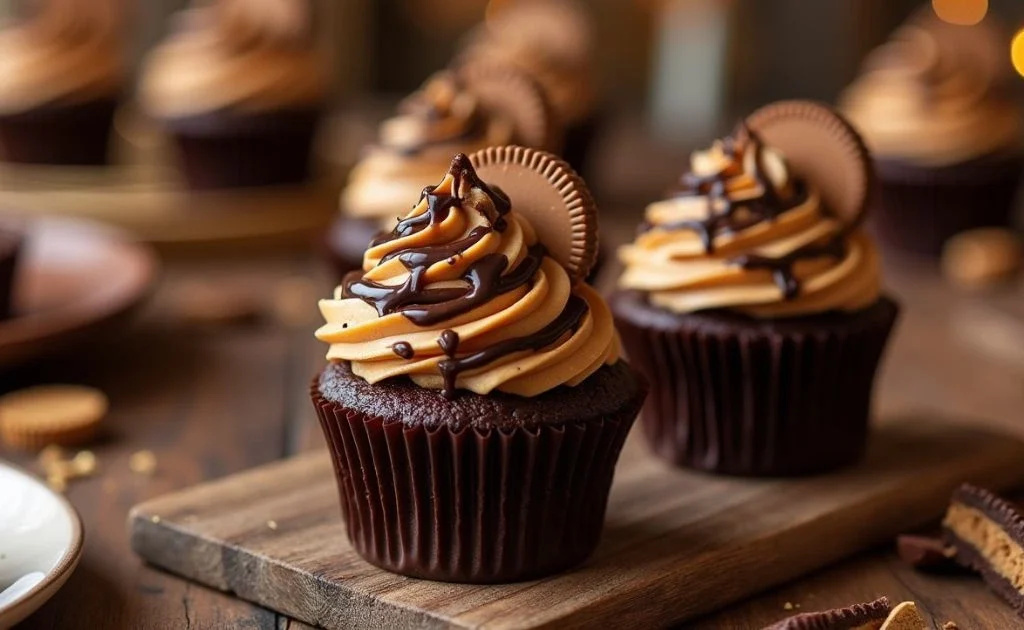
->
left=871, top=151, right=1024, bottom=257
left=0, top=230, right=21, bottom=320
left=0, top=98, right=118, bottom=166
left=166, top=109, right=320, bottom=190
left=612, top=291, right=899, bottom=476
left=310, top=372, right=640, bottom=583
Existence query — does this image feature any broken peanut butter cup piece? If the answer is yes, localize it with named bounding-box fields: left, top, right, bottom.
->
left=470, top=145, right=597, bottom=284
left=459, top=60, right=560, bottom=152
left=763, top=596, right=891, bottom=630
left=745, top=100, right=873, bottom=228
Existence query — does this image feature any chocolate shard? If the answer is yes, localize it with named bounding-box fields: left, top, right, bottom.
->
left=942, top=483, right=1024, bottom=619
left=763, top=596, right=891, bottom=630
left=896, top=534, right=961, bottom=573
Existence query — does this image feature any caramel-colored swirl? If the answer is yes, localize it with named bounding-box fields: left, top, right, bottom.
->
left=619, top=131, right=882, bottom=318
left=0, top=0, right=124, bottom=113
left=139, top=1, right=325, bottom=119
left=342, top=73, right=516, bottom=225
left=318, top=153, right=619, bottom=397
left=841, top=22, right=1020, bottom=166
left=463, top=2, right=595, bottom=125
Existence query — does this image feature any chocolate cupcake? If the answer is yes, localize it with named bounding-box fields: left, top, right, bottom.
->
left=458, top=1, right=600, bottom=175
left=139, top=0, right=326, bottom=190
left=0, top=0, right=124, bottom=165
left=841, top=13, right=1023, bottom=256
left=0, top=227, right=21, bottom=320
left=612, top=101, right=899, bottom=477
left=311, top=147, right=647, bottom=582
left=328, top=70, right=556, bottom=276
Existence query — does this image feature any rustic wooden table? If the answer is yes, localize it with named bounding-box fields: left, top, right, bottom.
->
left=6, top=202, right=1024, bottom=629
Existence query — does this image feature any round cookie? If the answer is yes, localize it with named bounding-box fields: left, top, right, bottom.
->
left=745, top=100, right=873, bottom=227
left=458, top=60, right=560, bottom=152
left=0, top=385, right=108, bottom=451
left=469, top=145, right=597, bottom=284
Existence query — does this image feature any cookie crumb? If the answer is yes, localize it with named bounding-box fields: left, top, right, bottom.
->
left=942, top=622, right=958, bottom=630
left=267, top=520, right=278, bottom=530
left=943, top=228, right=1022, bottom=290
left=129, top=450, right=158, bottom=475
left=783, top=602, right=794, bottom=611
left=151, top=515, right=161, bottom=524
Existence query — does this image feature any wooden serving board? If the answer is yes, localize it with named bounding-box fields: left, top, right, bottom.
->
left=129, top=418, right=1024, bottom=629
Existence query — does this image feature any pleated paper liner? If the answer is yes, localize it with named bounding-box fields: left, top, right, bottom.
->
left=871, top=151, right=1024, bottom=257
left=310, top=363, right=646, bottom=583
left=612, top=291, right=899, bottom=477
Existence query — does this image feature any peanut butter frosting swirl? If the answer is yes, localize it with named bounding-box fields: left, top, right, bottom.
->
left=0, top=0, right=124, bottom=113
left=318, top=153, right=619, bottom=398
left=342, top=73, right=517, bottom=225
left=139, top=0, right=325, bottom=119
left=841, top=21, right=1020, bottom=166
left=619, top=130, right=882, bottom=318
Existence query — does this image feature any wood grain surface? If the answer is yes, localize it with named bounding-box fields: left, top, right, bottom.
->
left=5, top=212, right=1024, bottom=628
left=128, top=415, right=1024, bottom=629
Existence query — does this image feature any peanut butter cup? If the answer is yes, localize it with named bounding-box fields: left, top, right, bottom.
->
left=311, top=149, right=646, bottom=582
left=764, top=597, right=891, bottom=630
left=943, top=484, right=1024, bottom=618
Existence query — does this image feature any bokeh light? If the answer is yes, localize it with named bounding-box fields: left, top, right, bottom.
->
left=932, top=0, right=988, bottom=26
left=1012, top=28, right=1024, bottom=77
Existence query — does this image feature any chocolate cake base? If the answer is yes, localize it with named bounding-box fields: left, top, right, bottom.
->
left=164, top=109, right=320, bottom=190
left=872, top=150, right=1024, bottom=257
left=611, top=290, right=899, bottom=477
left=0, top=228, right=21, bottom=320
left=311, top=360, right=647, bottom=583
left=0, top=98, right=118, bottom=166
left=322, top=214, right=381, bottom=279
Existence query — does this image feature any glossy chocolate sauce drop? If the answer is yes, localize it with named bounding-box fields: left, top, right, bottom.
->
left=392, top=342, right=414, bottom=359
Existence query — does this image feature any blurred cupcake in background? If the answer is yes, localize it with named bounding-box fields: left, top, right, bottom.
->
left=0, top=0, right=124, bottom=165
left=612, top=101, right=899, bottom=477
left=458, top=0, right=599, bottom=175
left=326, top=68, right=558, bottom=275
left=841, top=12, right=1023, bottom=256
left=139, top=0, right=326, bottom=190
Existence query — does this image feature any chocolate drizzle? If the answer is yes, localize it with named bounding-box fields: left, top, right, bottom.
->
left=733, top=236, right=846, bottom=299
left=342, top=153, right=591, bottom=397
left=392, top=342, right=414, bottom=359
left=656, top=127, right=804, bottom=253
left=436, top=295, right=589, bottom=398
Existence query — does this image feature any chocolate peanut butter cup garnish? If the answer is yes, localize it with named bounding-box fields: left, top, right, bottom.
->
left=943, top=484, right=1024, bottom=618
left=469, top=145, right=597, bottom=284
left=764, top=597, right=892, bottom=630
left=745, top=100, right=873, bottom=228
left=459, top=60, right=560, bottom=152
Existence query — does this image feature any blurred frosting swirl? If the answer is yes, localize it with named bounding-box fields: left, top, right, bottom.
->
left=0, top=0, right=124, bottom=113
left=461, top=1, right=595, bottom=125
left=318, top=153, right=619, bottom=397
left=619, top=130, right=881, bottom=318
left=342, top=73, right=516, bottom=225
left=841, top=21, right=1020, bottom=166
left=139, top=0, right=325, bottom=119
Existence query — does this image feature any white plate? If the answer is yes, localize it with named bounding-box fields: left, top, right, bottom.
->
left=0, top=461, right=83, bottom=630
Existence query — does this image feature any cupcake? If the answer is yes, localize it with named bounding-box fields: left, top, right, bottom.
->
left=327, top=69, right=558, bottom=276
left=0, top=0, right=124, bottom=165
left=841, top=14, right=1023, bottom=256
left=458, top=1, right=599, bottom=174
left=139, top=0, right=326, bottom=190
left=0, top=227, right=21, bottom=320
left=612, top=101, right=899, bottom=477
left=311, top=147, right=647, bottom=582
